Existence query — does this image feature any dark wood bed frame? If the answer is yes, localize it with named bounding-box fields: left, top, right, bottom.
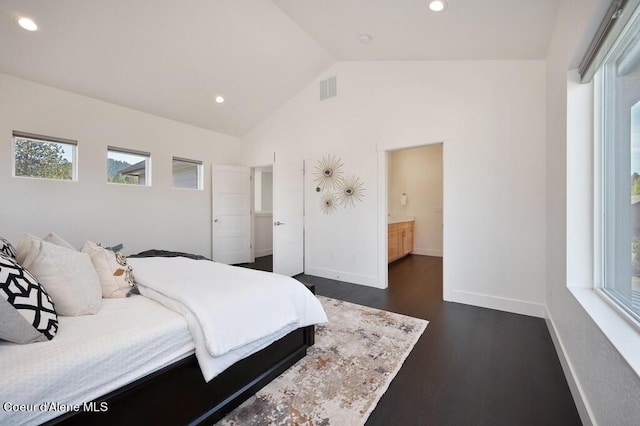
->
left=44, top=281, right=317, bottom=425
left=45, top=324, right=314, bottom=425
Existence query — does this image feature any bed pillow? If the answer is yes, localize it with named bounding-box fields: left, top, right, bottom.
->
left=43, top=232, right=76, bottom=250
left=0, top=254, right=58, bottom=343
left=81, top=241, right=134, bottom=298
left=15, top=233, right=41, bottom=265
left=16, top=233, right=76, bottom=266
left=25, top=240, right=102, bottom=316
left=0, top=237, right=17, bottom=259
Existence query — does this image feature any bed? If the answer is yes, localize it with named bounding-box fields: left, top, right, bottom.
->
left=0, top=250, right=326, bottom=426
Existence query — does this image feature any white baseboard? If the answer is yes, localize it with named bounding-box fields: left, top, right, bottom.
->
left=446, top=289, right=546, bottom=318
left=545, top=309, right=595, bottom=426
left=305, top=266, right=382, bottom=288
left=411, top=248, right=443, bottom=257
left=255, top=248, right=273, bottom=258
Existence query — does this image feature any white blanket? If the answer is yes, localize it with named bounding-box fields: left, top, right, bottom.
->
left=128, top=257, right=327, bottom=381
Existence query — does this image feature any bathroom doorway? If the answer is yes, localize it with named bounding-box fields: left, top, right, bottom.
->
left=386, top=144, right=443, bottom=292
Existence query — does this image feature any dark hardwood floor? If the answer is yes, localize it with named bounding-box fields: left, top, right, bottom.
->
left=243, top=254, right=581, bottom=426
left=236, top=255, right=273, bottom=272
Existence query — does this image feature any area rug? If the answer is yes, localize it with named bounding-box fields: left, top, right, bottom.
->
left=217, top=296, right=428, bottom=426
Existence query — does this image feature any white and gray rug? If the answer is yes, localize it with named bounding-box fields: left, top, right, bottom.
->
left=218, top=296, right=428, bottom=426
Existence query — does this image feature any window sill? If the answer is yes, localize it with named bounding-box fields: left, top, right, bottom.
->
left=172, top=187, right=203, bottom=191
left=569, top=287, right=640, bottom=377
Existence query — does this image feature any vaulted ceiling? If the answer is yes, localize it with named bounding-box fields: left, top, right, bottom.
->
left=0, top=0, right=561, bottom=137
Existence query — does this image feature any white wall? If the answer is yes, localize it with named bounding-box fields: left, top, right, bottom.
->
left=304, top=151, right=379, bottom=285
left=388, top=144, right=443, bottom=257
left=243, top=60, right=547, bottom=316
left=253, top=167, right=273, bottom=258
left=260, top=171, right=273, bottom=212
left=253, top=167, right=273, bottom=213
left=545, top=1, right=640, bottom=424
left=254, top=213, right=273, bottom=258
left=0, top=73, right=242, bottom=257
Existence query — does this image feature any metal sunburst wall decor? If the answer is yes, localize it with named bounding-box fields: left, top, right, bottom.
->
left=314, top=154, right=344, bottom=191
left=336, top=174, right=365, bottom=208
left=314, top=154, right=365, bottom=214
left=319, top=192, right=338, bottom=215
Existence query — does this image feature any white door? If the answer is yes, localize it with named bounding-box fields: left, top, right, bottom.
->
left=272, top=155, right=304, bottom=276
left=211, top=165, right=251, bottom=264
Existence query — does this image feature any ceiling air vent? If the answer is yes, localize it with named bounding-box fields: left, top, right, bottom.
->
left=320, top=76, right=337, bottom=101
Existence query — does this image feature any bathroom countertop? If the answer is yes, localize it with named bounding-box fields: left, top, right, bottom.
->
left=388, top=216, right=415, bottom=224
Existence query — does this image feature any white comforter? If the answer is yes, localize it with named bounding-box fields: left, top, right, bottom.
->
left=128, top=257, right=327, bottom=381
left=0, top=297, right=194, bottom=426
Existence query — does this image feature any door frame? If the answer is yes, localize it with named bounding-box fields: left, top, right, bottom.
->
left=377, top=140, right=448, bottom=291
left=248, top=158, right=304, bottom=276
left=249, top=164, right=274, bottom=264
left=250, top=166, right=256, bottom=264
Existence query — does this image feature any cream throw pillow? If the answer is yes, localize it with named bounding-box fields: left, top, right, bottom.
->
left=43, top=232, right=76, bottom=250
left=16, top=232, right=75, bottom=265
left=23, top=240, right=102, bottom=316
left=15, top=233, right=41, bottom=265
left=81, top=241, right=133, bottom=298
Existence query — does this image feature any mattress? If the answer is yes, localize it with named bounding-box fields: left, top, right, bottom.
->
left=0, top=295, right=194, bottom=426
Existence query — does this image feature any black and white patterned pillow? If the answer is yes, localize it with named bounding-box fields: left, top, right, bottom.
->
left=0, top=255, right=58, bottom=343
left=0, top=237, right=17, bottom=260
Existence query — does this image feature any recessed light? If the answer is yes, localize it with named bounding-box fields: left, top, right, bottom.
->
left=17, top=17, right=38, bottom=31
left=429, top=0, right=447, bottom=12
left=359, top=33, right=372, bottom=44
left=215, top=95, right=224, bottom=104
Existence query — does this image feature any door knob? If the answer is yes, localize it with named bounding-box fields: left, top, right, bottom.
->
left=274, top=221, right=285, bottom=226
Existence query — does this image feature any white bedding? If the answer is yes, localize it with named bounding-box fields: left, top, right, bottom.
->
left=0, top=257, right=327, bottom=425
left=128, top=257, right=328, bottom=381
left=0, top=296, right=194, bottom=426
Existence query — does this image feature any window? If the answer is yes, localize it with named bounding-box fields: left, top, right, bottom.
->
left=598, top=6, right=640, bottom=322
left=172, top=157, right=202, bottom=190
left=107, top=147, right=151, bottom=186
left=12, top=131, right=77, bottom=181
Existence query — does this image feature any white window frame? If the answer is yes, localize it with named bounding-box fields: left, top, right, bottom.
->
left=11, top=131, right=78, bottom=182
left=594, top=5, right=640, bottom=327
left=172, top=157, right=203, bottom=190
left=565, top=69, right=640, bottom=384
left=107, top=146, right=152, bottom=186
left=565, top=1, right=640, bottom=380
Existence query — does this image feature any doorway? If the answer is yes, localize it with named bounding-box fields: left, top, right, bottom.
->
left=251, top=166, right=274, bottom=271
left=246, top=157, right=305, bottom=276
left=384, top=143, right=443, bottom=292
left=213, top=158, right=304, bottom=276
